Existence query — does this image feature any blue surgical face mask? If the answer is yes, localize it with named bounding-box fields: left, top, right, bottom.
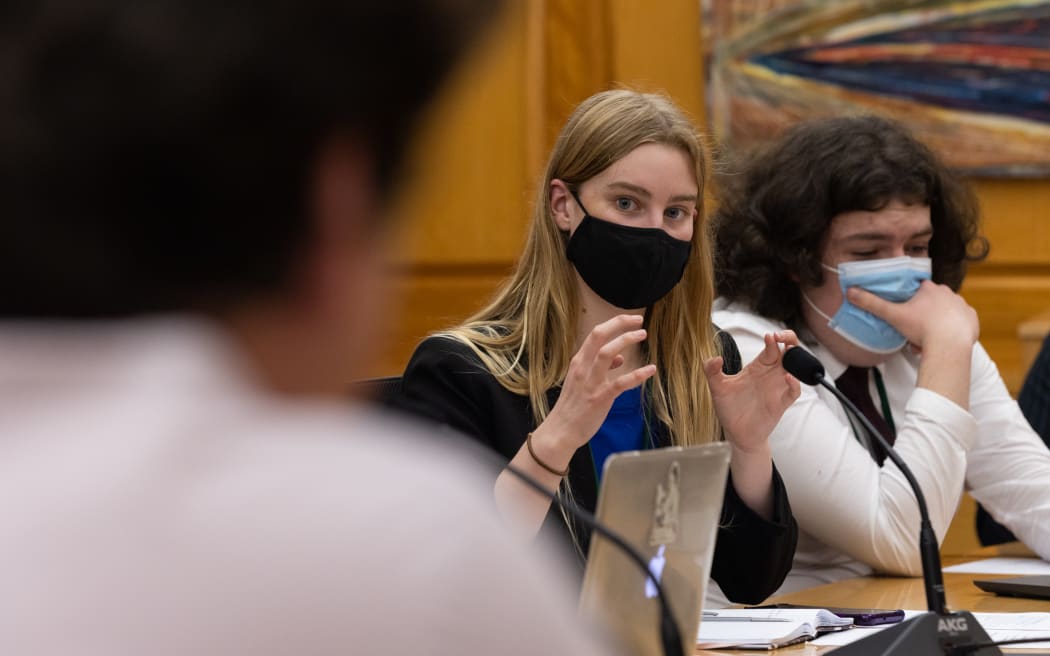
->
left=802, top=256, right=932, bottom=354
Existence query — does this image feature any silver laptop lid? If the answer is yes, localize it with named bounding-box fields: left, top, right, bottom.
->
left=579, top=442, right=730, bottom=656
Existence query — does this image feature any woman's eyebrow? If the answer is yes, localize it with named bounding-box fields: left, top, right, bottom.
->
left=605, top=181, right=698, bottom=203
left=606, top=181, right=651, bottom=197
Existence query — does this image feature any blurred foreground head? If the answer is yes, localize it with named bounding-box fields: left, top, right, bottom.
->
left=0, top=0, right=500, bottom=388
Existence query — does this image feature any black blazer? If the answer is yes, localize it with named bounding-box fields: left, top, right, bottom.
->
left=392, top=331, right=798, bottom=604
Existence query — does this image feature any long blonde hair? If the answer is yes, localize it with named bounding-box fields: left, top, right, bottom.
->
left=443, top=89, right=722, bottom=447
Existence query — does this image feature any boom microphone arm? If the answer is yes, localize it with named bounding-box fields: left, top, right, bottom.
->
left=781, top=347, right=946, bottom=614
left=781, top=347, right=1000, bottom=655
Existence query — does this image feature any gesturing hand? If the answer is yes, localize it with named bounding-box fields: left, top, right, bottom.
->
left=703, top=331, right=801, bottom=453
left=540, top=314, right=657, bottom=452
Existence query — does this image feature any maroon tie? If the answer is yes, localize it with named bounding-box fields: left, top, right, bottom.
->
left=835, top=366, right=895, bottom=466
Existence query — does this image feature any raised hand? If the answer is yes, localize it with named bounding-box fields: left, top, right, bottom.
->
left=495, top=314, right=657, bottom=532
left=703, top=331, right=801, bottom=453
left=538, top=314, right=657, bottom=453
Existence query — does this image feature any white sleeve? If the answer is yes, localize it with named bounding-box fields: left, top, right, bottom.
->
left=964, top=343, right=1050, bottom=561
left=716, top=310, right=975, bottom=576
left=254, top=450, right=610, bottom=656
left=386, top=484, right=609, bottom=656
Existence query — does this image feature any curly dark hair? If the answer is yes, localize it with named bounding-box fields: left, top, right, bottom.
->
left=713, top=114, right=988, bottom=330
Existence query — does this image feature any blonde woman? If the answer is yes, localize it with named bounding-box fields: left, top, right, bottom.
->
left=395, top=90, right=799, bottom=603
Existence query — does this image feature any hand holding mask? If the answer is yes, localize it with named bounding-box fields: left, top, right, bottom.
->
left=845, top=278, right=980, bottom=353
left=804, top=256, right=932, bottom=354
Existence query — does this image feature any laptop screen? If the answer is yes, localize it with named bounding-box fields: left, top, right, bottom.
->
left=578, top=443, right=730, bottom=656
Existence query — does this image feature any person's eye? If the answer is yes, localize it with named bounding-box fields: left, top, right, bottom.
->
left=907, top=243, right=930, bottom=256
left=665, top=207, right=690, bottom=221
left=850, top=251, right=878, bottom=258
left=615, top=197, right=637, bottom=211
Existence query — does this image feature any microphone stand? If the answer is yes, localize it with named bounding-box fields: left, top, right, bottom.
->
left=819, top=378, right=947, bottom=615
left=504, top=463, right=685, bottom=656
left=782, top=348, right=1001, bottom=655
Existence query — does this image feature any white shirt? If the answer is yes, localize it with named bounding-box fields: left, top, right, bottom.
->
left=714, top=300, right=1050, bottom=594
left=0, top=318, right=604, bottom=655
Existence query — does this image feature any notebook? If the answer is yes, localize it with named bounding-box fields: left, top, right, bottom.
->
left=578, top=443, right=731, bottom=656
left=696, top=608, right=853, bottom=650
left=974, top=575, right=1050, bottom=600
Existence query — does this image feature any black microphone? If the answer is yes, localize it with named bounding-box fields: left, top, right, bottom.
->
left=503, top=463, right=684, bottom=656
left=782, top=348, right=946, bottom=613
left=781, top=347, right=1001, bottom=656
left=780, top=346, right=824, bottom=386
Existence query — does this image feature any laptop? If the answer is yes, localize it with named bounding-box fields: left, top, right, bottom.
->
left=578, top=442, right=730, bottom=656
left=974, top=575, right=1050, bottom=600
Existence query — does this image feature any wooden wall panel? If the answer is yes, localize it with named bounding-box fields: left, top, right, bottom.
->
left=389, top=2, right=535, bottom=268
left=961, top=268, right=1050, bottom=393
left=973, top=180, right=1050, bottom=265
left=364, top=268, right=512, bottom=377
left=544, top=0, right=613, bottom=144
left=608, top=0, right=706, bottom=121
left=368, top=4, right=538, bottom=376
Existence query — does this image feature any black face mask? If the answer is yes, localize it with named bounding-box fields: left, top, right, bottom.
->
left=565, top=191, right=691, bottom=309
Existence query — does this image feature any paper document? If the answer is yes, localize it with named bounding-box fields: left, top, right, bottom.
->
left=697, top=608, right=852, bottom=649
left=972, top=612, right=1050, bottom=649
left=811, top=611, right=1050, bottom=649
left=943, top=557, right=1050, bottom=575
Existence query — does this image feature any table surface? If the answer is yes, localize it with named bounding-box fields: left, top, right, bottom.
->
left=696, top=546, right=1050, bottom=654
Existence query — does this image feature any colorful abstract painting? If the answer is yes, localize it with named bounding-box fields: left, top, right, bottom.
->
left=702, top=0, right=1050, bottom=176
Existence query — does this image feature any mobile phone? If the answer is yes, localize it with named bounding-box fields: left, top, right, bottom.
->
left=753, top=603, right=905, bottom=626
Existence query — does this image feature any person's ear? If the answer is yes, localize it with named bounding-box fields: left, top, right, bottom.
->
left=550, top=179, right=575, bottom=232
